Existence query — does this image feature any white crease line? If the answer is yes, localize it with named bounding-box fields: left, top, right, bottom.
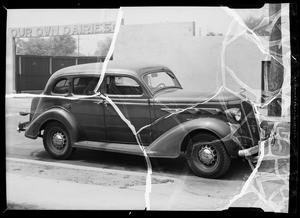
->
left=7, top=6, right=290, bottom=212
left=6, top=8, right=151, bottom=210
left=136, top=85, right=226, bottom=146
left=91, top=8, right=153, bottom=210
left=225, top=66, right=261, bottom=97
left=225, top=140, right=266, bottom=207
left=223, top=6, right=286, bottom=65
left=219, top=6, right=290, bottom=212
left=99, top=94, right=153, bottom=210
left=93, top=9, right=124, bottom=92
left=221, top=7, right=290, bottom=108
left=155, top=85, right=225, bottom=121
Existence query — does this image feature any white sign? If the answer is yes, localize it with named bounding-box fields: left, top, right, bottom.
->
left=10, top=22, right=115, bottom=38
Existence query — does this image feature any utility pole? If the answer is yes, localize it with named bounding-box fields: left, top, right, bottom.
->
left=268, top=4, right=283, bottom=117
left=77, top=35, right=80, bottom=56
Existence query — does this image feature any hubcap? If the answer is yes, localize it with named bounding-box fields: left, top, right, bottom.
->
left=198, top=145, right=216, bottom=165
left=52, top=132, right=66, bottom=150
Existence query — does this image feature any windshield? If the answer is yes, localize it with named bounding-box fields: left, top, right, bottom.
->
left=143, top=71, right=181, bottom=93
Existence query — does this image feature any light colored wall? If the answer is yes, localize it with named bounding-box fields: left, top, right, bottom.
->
left=6, top=30, right=15, bottom=94
left=114, top=23, right=268, bottom=103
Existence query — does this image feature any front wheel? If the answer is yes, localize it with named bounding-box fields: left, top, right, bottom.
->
left=186, top=133, right=231, bottom=179
left=43, top=121, right=76, bottom=159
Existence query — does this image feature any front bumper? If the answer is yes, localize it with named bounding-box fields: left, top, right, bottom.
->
left=17, top=111, right=31, bottom=133
left=238, top=120, right=276, bottom=158
left=17, top=121, right=30, bottom=133
left=238, top=131, right=276, bottom=157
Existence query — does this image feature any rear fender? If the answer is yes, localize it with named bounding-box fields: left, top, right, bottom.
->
left=147, top=117, right=237, bottom=158
left=25, top=107, right=80, bottom=141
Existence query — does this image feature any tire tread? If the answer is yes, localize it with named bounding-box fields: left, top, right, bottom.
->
left=186, top=133, right=231, bottom=179
left=43, top=121, right=75, bottom=160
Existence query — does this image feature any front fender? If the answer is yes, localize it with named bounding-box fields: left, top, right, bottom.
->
left=25, top=107, right=80, bottom=141
left=146, top=117, right=236, bottom=158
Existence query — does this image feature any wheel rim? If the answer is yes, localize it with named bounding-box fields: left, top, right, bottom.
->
left=192, top=142, right=220, bottom=173
left=198, top=145, right=217, bottom=165
left=48, top=130, right=68, bottom=154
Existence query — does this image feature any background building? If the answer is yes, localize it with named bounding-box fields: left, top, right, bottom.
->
left=6, top=6, right=290, bottom=117
left=114, top=22, right=267, bottom=103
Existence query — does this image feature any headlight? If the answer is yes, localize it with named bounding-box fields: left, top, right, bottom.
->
left=234, top=109, right=242, bottom=121
left=224, top=108, right=242, bottom=122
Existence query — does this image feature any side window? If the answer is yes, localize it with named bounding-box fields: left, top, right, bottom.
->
left=52, top=78, right=69, bottom=94
left=144, top=72, right=176, bottom=92
left=73, top=77, right=99, bottom=95
left=106, top=76, right=143, bottom=95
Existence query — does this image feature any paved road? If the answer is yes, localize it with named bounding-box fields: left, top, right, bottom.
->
left=5, top=95, right=289, bottom=211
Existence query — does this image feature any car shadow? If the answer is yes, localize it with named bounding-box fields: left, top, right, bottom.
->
left=33, top=148, right=253, bottom=181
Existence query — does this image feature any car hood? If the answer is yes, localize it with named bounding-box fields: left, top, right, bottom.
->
left=153, top=88, right=242, bottom=104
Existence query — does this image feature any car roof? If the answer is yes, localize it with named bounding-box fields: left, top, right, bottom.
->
left=51, top=61, right=171, bottom=79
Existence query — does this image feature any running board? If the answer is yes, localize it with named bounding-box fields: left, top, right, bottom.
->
left=73, top=141, right=145, bottom=156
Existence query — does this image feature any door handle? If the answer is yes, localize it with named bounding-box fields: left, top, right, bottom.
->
left=93, top=99, right=108, bottom=106
left=103, top=100, right=108, bottom=107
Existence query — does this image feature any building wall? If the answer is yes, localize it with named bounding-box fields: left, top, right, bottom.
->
left=14, top=55, right=104, bottom=92
left=6, top=30, right=15, bottom=94
left=114, top=23, right=268, bottom=103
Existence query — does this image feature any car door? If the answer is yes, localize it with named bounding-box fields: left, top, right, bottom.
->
left=103, top=74, right=153, bottom=145
left=68, top=76, right=106, bottom=141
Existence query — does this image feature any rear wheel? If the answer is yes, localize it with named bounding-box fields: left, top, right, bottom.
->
left=186, top=133, right=231, bottom=179
left=43, top=121, right=75, bottom=159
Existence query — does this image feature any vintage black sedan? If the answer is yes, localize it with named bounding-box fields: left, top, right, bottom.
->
left=18, top=62, right=273, bottom=178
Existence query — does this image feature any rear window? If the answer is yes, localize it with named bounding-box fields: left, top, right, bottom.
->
left=73, top=77, right=99, bottom=95
left=52, top=78, right=69, bottom=94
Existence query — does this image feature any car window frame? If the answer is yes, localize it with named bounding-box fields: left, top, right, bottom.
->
left=103, top=74, right=147, bottom=98
left=142, top=70, right=182, bottom=95
left=71, top=76, right=100, bottom=96
left=51, top=77, right=70, bottom=96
